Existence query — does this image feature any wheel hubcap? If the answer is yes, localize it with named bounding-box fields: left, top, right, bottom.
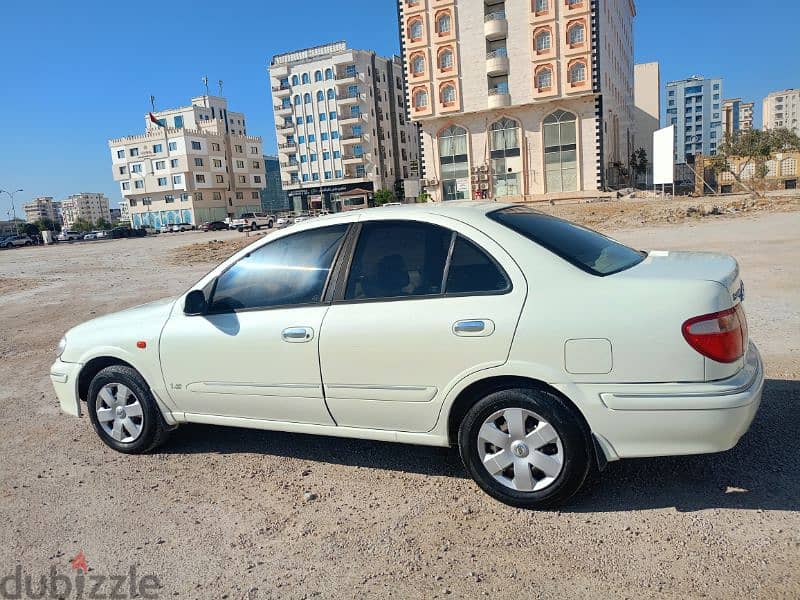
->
left=477, top=407, right=564, bottom=492
left=95, top=383, right=144, bottom=443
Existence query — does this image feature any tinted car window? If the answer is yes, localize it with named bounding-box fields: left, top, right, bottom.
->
left=210, top=224, right=347, bottom=312
left=445, top=236, right=509, bottom=294
left=345, top=221, right=451, bottom=300
left=488, top=206, right=644, bottom=276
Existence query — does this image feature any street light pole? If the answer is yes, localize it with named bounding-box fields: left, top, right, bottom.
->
left=0, top=188, right=23, bottom=223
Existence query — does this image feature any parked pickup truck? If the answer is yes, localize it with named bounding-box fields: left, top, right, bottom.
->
left=57, top=230, right=83, bottom=242
left=228, top=212, right=274, bottom=232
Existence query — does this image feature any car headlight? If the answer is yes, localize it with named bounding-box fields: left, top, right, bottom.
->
left=56, top=336, right=67, bottom=358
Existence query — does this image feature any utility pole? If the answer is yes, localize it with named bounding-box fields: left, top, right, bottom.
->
left=202, top=76, right=209, bottom=107
left=0, top=188, right=23, bottom=223
left=150, top=95, right=156, bottom=112
left=218, top=79, right=224, bottom=96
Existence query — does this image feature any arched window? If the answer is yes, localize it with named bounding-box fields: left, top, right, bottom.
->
left=413, top=88, right=428, bottom=108
left=314, top=70, right=322, bottom=82
left=293, top=95, right=301, bottom=106
left=327, top=88, right=336, bottom=99
left=490, top=118, right=521, bottom=196
left=436, top=12, right=451, bottom=34
left=439, top=48, right=453, bottom=70
left=411, top=54, right=425, bottom=75
left=301, top=73, right=310, bottom=84
left=441, top=84, right=456, bottom=104
left=291, top=74, right=299, bottom=86
left=568, top=61, right=586, bottom=84
left=535, top=30, right=551, bottom=52
left=535, top=67, right=553, bottom=90
left=543, top=110, right=578, bottom=193
left=316, top=90, right=325, bottom=101
left=325, top=68, right=334, bottom=80
left=439, top=125, right=469, bottom=201
left=303, top=93, right=311, bottom=103
left=567, top=23, right=585, bottom=45
left=409, top=19, right=423, bottom=40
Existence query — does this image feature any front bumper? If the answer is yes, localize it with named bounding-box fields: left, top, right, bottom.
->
left=50, top=358, right=83, bottom=417
left=567, top=343, right=765, bottom=460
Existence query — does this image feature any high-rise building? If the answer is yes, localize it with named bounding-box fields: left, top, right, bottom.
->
left=60, top=193, right=110, bottom=229
left=721, top=98, right=754, bottom=139
left=269, top=41, right=421, bottom=212
left=633, top=62, right=660, bottom=169
left=22, top=196, right=61, bottom=224
left=398, top=0, right=636, bottom=200
left=108, top=95, right=264, bottom=229
left=665, top=76, right=723, bottom=163
left=763, top=89, right=800, bottom=137
left=260, top=155, right=290, bottom=213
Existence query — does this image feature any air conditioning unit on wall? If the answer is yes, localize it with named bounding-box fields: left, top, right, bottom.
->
left=479, top=183, right=489, bottom=190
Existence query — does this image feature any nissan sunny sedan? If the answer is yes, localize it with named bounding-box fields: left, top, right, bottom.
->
left=50, top=203, right=763, bottom=508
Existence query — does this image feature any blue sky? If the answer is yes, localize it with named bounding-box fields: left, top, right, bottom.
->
left=0, top=0, right=797, bottom=216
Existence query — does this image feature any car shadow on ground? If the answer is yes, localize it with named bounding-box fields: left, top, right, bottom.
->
left=163, top=378, right=799, bottom=512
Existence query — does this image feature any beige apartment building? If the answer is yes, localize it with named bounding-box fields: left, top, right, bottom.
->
left=269, top=41, right=420, bottom=212
left=399, top=0, right=636, bottom=200
left=22, top=196, right=61, bottom=224
left=61, top=193, right=110, bottom=229
left=721, top=98, right=753, bottom=139
left=633, top=62, right=659, bottom=168
left=763, top=89, right=800, bottom=137
left=108, top=95, right=264, bottom=228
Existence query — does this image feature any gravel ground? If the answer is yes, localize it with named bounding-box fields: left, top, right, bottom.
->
left=0, top=213, right=798, bottom=599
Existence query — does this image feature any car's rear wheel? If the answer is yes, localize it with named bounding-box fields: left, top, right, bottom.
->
left=87, top=365, right=171, bottom=454
left=267, top=220, right=274, bottom=229
left=458, top=387, right=591, bottom=509
left=251, top=222, right=258, bottom=231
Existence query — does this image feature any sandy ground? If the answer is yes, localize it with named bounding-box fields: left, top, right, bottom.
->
left=0, top=209, right=798, bottom=599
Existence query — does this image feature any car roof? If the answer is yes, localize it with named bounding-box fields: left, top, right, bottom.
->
left=311, top=201, right=512, bottom=226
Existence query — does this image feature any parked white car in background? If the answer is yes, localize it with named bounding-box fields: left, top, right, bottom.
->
left=229, top=212, right=274, bottom=232
left=50, top=203, right=763, bottom=508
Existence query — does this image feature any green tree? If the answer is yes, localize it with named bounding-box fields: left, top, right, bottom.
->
left=95, top=217, right=111, bottom=230
left=416, top=192, right=430, bottom=203
left=33, top=218, right=62, bottom=232
left=70, top=218, right=93, bottom=232
left=19, top=223, right=40, bottom=238
left=373, top=188, right=395, bottom=206
left=629, top=147, right=648, bottom=183
left=709, top=128, right=800, bottom=198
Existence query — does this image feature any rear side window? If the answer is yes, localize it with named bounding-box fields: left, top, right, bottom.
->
left=210, top=224, right=348, bottom=312
left=445, top=236, right=509, bottom=294
left=488, top=206, right=644, bottom=276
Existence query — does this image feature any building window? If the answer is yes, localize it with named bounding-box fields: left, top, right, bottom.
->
left=490, top=118, right=521, bottom=196
left=291, top=75, right=299, bottom=85
left=567, top=22, right=585, bottom=45
left=306, top=115, right=313, bottom=123
left=413, top=88, right=428, bottom=109
left=438, top=48, right=454, bottom=71
left=153, top=144, right=162, bottom=153
left=129, top=148, right=139, bottom=157
left=333, top=150, right=341, bottom=159
left=213, top=192, right=222, bottom=200
left=335, top=170, right=343, bottom=178
left=252, top=160, right=260, bottom=169
left=535, top=0, right=549, bottom=12
left=325, top=68, right=333, bottom=80
left=320, top=113, right=327, bottom=121
left=314, top=70, right=323, bottom=82
left=172, top=175, right=182, bottom=184
left=568, top=61, right=586, bottom=84
left=294, top=95, right=301, bottom=106
left=235, top=191, right=244, bottom=200
left=157, top=177, right=167, bottom=186
left=196, top=174, right=206, bottom=183
left=154, top=160, right=165, bottom=170
left=165, top=194, right=174, bottom=203
left=535, top=66, right=553, bottom=90
left=302, top=174, right=309, bottom=182
left=116, top=149, right=125, bottom=158
left=194, top=158, right=203, bottom=166
left=191, top=141, right=201, bottom=150
left=332, top=131, right=339, bottom=139
left=121, top=182, right=130, bottom=190
left=235, top=145, right=243, bottom=153
left=251, top=191, right=259, bottom=200
left=304, top=93, right=311, bottom=104
left=236, top=160, right=244, bottom=168
left=323, top=151, right=330, bottom=160
left=436, top=12, right=451, bottom=34
left=308, top=134, right=316, bottom=142
left=312, top=173, right=320, bottom=181
left=439, top=125, right=469, bottom=201
left=310, top=153, right=318, bottom=162
left=134, top=181, right=144, bottom=189
left=411, top=53, right=425, bottom=75
left=170, top=159, right=178, bottom=168
left=211, top=143, right=220, bottom=151
left=534, top=29, right=551, bottom=52
left=409, top=18, right=423, bottom=41
left=301, top=155, right=308, bottom=163
left=173, top=116, right=183, bottom=128
left=321, top=132, right=329, bottom=141
left=441, top=84, right=456, bottom=105
left=216, top=175, right=224, bottom=183
left=302, top=73, right=310, bottom=84
left=543, top=110, right=578, bottom=193
left=131, top=163, right=142, bottom=173
left=119, top=166, right=127, bottom=175
left=238, top=175, right=246, bottom=183
left=141, top=197, right=152, bottom=206
left=254, top=175, right=262, bottom=183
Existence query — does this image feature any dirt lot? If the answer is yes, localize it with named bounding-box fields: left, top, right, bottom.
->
left=1, top=208, right=798, bottom=599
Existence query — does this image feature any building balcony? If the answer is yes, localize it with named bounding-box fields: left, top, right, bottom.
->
left=339, top=114, right=364, bottom=126
left=484, top=11, right=508, bottom=41
left=274, top=104, right=292, bottom=115
left=278, top=142, right=296, bottom=151
left=272, top=84, right=291, bottom=96
left=276, top=121, right=295, bottom=131
left=337, top=94, right=362, bottom=106
left=342, top=153, right=365, bottom=164
left=281, top=161, right=300, bottom=171
left=488, top=87, right=511, bottom=109
left=340, top=134, right=363, bottom=145
left=486, top=49, right=509, bottom=76
left=335, top=73, right=359, bottom=85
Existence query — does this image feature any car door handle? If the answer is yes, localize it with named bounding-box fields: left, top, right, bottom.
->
left=282, top=327, right=314, bottom=342
left=453, top=319, right=495, bottom=337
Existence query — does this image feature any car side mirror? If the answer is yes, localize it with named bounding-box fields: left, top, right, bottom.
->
left=184, top=289, right=208, bottom=315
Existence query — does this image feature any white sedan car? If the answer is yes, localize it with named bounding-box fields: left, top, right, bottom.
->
left=50, top=203, right=763, bottom=508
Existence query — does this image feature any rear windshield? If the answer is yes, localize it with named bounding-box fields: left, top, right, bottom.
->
left=488, top=206, right=644, bottom=276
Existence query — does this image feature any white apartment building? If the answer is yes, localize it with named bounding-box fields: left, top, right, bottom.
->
left=269, top=41, right=421, bottom=212
left=763, top=89, right=800, bottom=137
left=400, top=0, right=636, bottom=200
left=22, top=196, right=61, bottom=224
left=61, top=193, right=110, bottom=229
left=108, top=95, right=264, bottom=228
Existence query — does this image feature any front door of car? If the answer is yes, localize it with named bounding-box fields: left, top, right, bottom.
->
left=318, top=218, right=527, bottom=433
left=159, top=223, right=350, bottom=424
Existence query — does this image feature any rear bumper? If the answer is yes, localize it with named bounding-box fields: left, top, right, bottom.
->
left=50, top=358, right=83, bottom=417
left=567, top=343, right=764, bottom=459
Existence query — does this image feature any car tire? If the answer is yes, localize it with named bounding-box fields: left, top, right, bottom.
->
left=251, top=223, right=258, bottom=231
left=458, top=387, right=592, bottom=509
left=267, top=220, right=273, bottom=229
left=86, top=365, right=171, bottom=454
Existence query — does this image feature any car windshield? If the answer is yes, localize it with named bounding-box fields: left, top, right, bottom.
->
left=488, top=206, right=644, bottom=276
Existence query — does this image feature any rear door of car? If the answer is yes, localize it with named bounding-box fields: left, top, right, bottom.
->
left=318, top=215, right=527, bottom=433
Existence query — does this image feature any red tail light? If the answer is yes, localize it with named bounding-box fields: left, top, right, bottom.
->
left=682, top=305, right=746, bottom=363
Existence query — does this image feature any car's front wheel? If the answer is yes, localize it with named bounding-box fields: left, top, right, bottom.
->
left=458, top=387, right=592, bottom=509
left=87, top=365, right=171, bottom=454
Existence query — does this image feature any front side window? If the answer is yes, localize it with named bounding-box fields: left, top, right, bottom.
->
left=345, top=222, right=452, bottom=301
left=489, top=207, right=644, bottom=276
left=210, top=224, right=348, bottom=312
